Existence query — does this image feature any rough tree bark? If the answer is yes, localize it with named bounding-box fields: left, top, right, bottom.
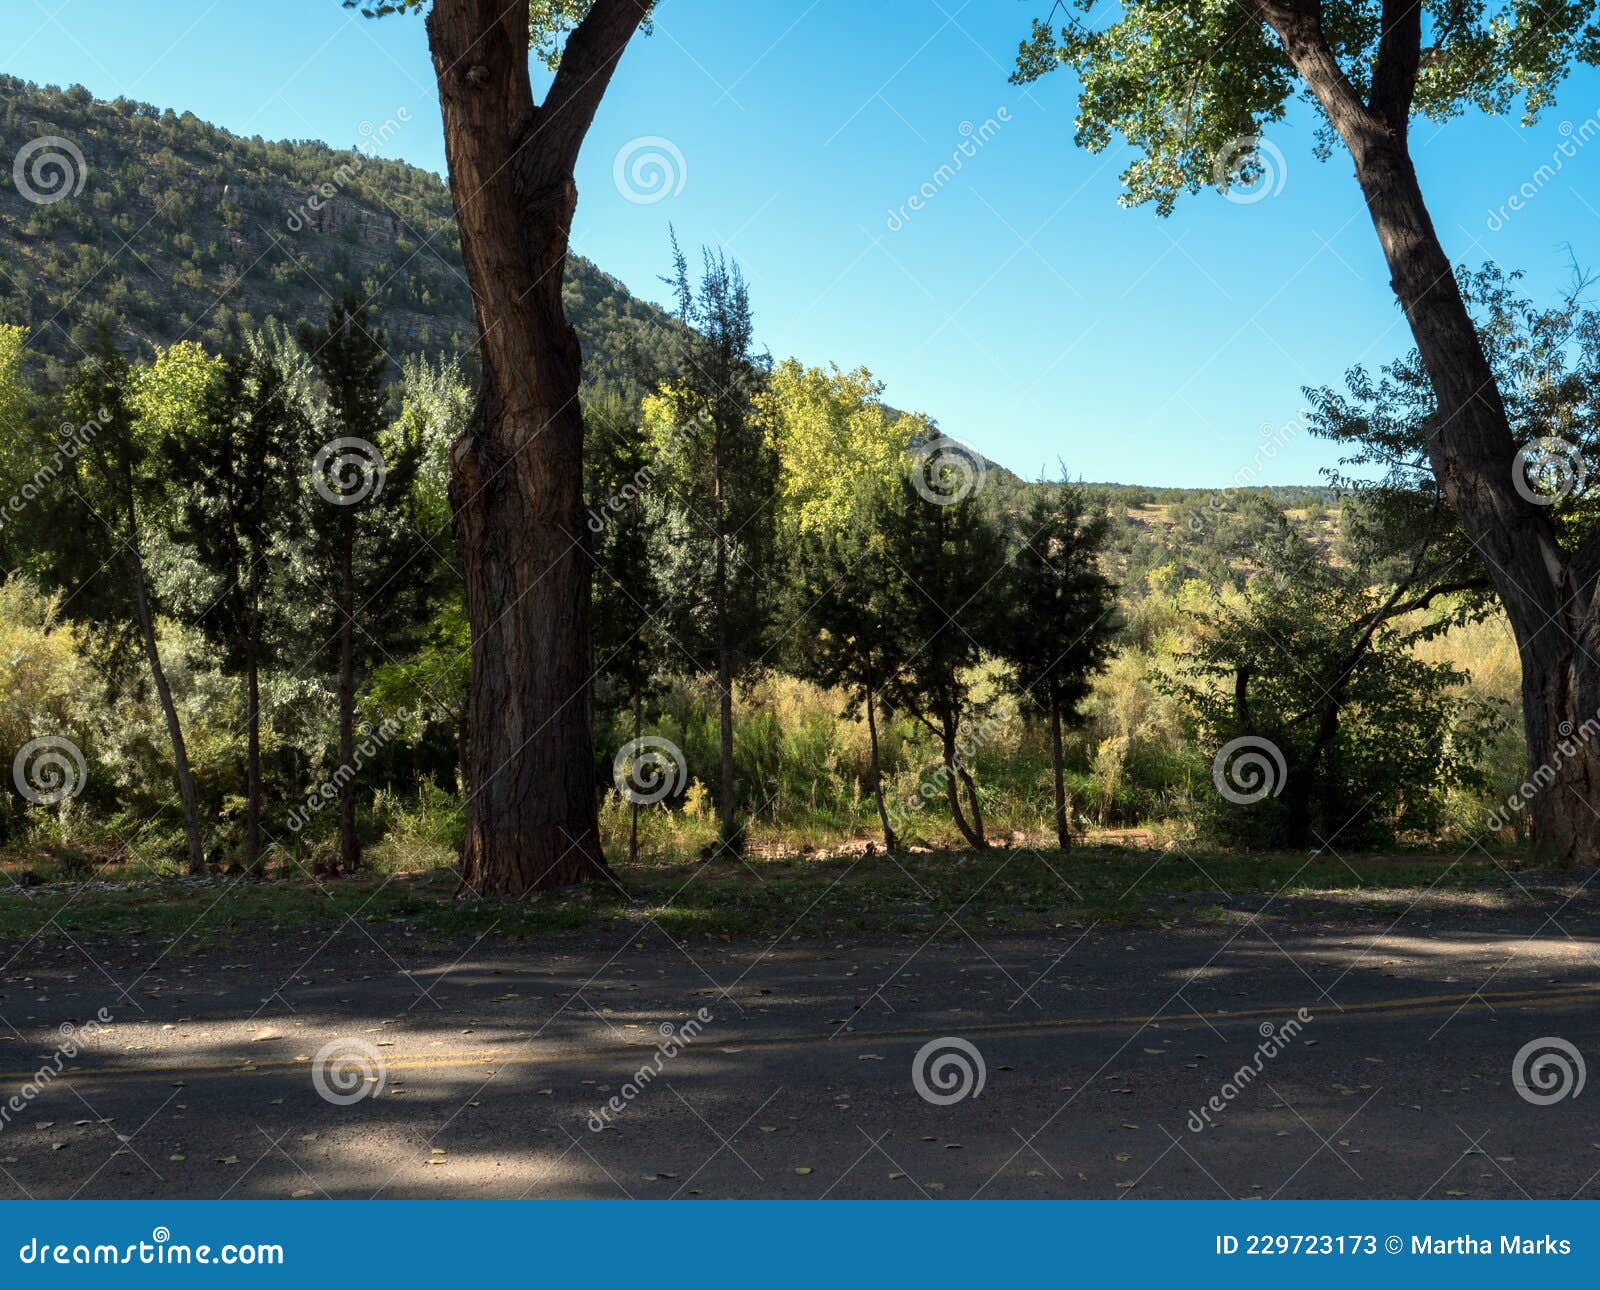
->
left=1247, top=0, right=1600, bottom=864
left=425, top=0, right=649, bottom=895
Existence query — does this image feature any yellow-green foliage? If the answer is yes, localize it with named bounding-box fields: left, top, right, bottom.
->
left=757, top=359, right=926, bottom=533
left=127, top=341, right=223, bottom=443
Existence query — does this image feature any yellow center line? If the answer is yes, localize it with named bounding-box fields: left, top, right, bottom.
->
left=9, top=981, right=1596, bottom=1086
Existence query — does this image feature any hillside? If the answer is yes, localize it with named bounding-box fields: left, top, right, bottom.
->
left=0, top=76, right=677, bottom=392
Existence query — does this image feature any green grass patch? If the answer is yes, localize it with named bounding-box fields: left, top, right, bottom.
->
left=0, top=843, right=1538, bottom=950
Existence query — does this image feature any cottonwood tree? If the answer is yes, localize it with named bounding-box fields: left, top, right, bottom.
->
left=353, top=0, right=653, bottom=893
left=1015, top=0, right=1600, bottom=862
left=645, top=241, right=779, bottom=851
left=1172, top=517, right=1498, bottom=848
left=990, top=485, right=1118, bottom=850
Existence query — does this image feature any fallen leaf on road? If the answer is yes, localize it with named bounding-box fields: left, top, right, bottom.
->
left=794, top=1167, right=813, bottom=1176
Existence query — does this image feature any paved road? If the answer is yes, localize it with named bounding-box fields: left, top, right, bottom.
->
left=2, top=894, right=1598, bottom=1198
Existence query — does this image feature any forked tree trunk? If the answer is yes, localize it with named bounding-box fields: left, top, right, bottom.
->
left=941, top=721, right=987, bottom=849
left=129, top=544, right=204, bottom=874
left=1259, top=1, right=1600, bottom=864
left=425, top=0, right=647, bottom=895
left=865, top=682, right=896, bottom=851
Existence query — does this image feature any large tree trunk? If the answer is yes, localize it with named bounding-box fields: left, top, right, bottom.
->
left=1264, top=3, right=1600, bottom=865
left=865, top=682, right=897, bottom=851
left=337, top=511, right=359, bottom=873
left=129, top=546, right=204, bottom=874
left=425, top=0, right=646, bottom=895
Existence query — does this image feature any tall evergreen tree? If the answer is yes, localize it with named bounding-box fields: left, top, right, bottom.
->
left=587, top=389, right=670, bottom=864
left=300, top=295, right=424, bottom=874
left=644, top=239, right=778, bottom=851
left=989, top=485, right=1118, bottom=850
left=788, top=483, right=906, bottom=850
left=166, top=327, right=313, bottom=876
left=877, top=470, right=1007, bottom=849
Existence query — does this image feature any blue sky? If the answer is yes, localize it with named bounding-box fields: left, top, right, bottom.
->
left=10, top=0, right=1600, bottom=486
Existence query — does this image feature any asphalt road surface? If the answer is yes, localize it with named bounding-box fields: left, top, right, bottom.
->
left=2, top=892, right=1598, bottom=1199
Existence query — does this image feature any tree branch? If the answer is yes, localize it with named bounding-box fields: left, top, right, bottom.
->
left=1369, top=0, right=1423, bottom=132
left=537, top=0, right=651, bottom=175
